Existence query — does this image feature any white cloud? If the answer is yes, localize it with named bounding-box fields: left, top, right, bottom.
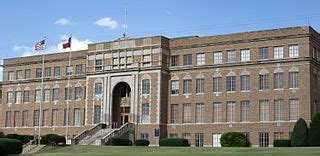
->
left=13, top=45, right=35, bottom=57
left=94, top=17, right=118, bottom=29
left=55, top=18, right=72, bottom=26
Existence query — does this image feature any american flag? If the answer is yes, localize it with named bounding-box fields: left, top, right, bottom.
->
left=35, top=39, right=45, bottom=51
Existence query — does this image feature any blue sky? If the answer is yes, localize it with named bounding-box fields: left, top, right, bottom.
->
left=0, top=0, right=320, bottom=70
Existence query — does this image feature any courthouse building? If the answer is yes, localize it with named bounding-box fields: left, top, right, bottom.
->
left=0, top=26, right=320, bottom=147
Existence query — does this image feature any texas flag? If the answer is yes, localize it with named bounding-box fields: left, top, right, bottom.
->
left=63, top=37, right=71, bottom=49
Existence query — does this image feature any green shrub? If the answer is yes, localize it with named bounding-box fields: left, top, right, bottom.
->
left=273, top=140, right=291, bottom=147
left=40, top=134, right=66, bottom=145
left=291, top=118, right=308, bottom=146
left=6, top=134, right=34, bottom=144
left=134, top=139, right=150, bottom=146
left=0, top=138, right=23, bottom=154
left=220, top=132, right=248, bottom=147
left=308, top=113, right=320, bottom=146
left=109, top=138, right=132, bottom=146
left=159, top=138, right=190, bottom=146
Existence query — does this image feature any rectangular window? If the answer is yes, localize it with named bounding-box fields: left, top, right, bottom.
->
left=94, top=106, right=101, bottom=124
left=170, top=104, right=178, bottom=123
left=16, top=70, right=22, bottom=80
left=22, top=110, right=28, bottom=127
left=169, top=133, right=178, bottom=138
left=44, top=89, right=50, bottom=102
left=63, top=109, right=70, bottom=126
left=143, top=55, right=151, bottom=62
left=214, top=52, right=222, bottom=64
left=195, top=133, right=204, bottom=147
left=34, top=110, right=39, bottom=126
left=45, top=67, right=51, bottom=77
left=212, top=133, right=222, bottom=147
left=8, top=71, right=14, bottom=81
left=141, top=103, right=150, bottom=123
left=183, top=79, right=191, bottom=94
left=74, top=108, right=81, bottom=126
left=289, top=99, right=299, bottom=120
left=183, top=54, right=192, bottom=66
left=7, top=91, right=13, bottom=104
left=259, top=132, right=269, bottom=147
left=240, top=101, right=250, bottom=122
left=53, top=88, right=59, bottom=101
left=274, top=132, right=284, bottom=140
left=54, top=67, right=61, bottom=77
left=140, top=133, right=149, bottom=140
left=196, top=103, right=204, bottom=123
left=75, top=87, right=82, bottom=100
left=113, top=58, right=119, bottom=64
left=259, top=74, right=269, bottom=90
left=35, top=89, right=41, bottom=103
left=226, top=76, right=236, bottom=92
left=36, top=68, right=42, bottom=78
left=5, top=111, right=11, bottom=127
left=15, top=91, right=21, bottom=104
left=227, top=101, right=236, bottom=122
left=42, top=109, right=49, bottom=127
left=23, top=90, right=30, bottom=103
left=274, top=46, right=284, bottom=59
left=66, top=66, right=73, bottom=76
left=259, top=100, right=269, bottom=122
left=259, top=47, right=269, bottom=60
left=213, top=102, right=222, bottom=123
left=274, top=99, right=284, bottom=121
left=240, top=49, right=250, bottom=61
left=65, top=87, right=71, bottom=100
left=289, top=45, right=299, bottom=58
left=274, top=73, right=284, bottom=89
left=289, top=72, right=299, bottom=89
left=52, top=109, right=58, bottom=126
left=171, top=55, right=179, bottom=66
left=14, top=111, right=20, bottom=127
left=240, top=75, right=250, bottom=91
left=25, top=69, right=31, bottom=79
left=75, top=64, right=83, bottom=75
left=183, top=103, right=192, bottom=123
left=227, top=50, right=236, bottom=62
left=95, top=59, right=103, bottom=71
left=171, top=80, right=179, bottom=95
left=182, top=133, right=191, bottom=140
left=94, top=83, right=102, bottom=95
left=196, top=53, right=205, bottom=65
left=196, top=78, right=204, bottom=94
left=213, top=77, right=222, bottom=92
left=142, top=79, right=150, bottom=95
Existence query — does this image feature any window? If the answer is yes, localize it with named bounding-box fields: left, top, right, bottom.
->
left=259, top=100, right=269, bottom=121
left=52, top=109, right=58, bottom=126
left=63, top=109, right=70, bottom=126
left=289, top=72, right=299, bottom=89
left=45, top=67, right=51, bottom=77
left=154, top=128, right=160, bottom=137
left=143, top=55, right=151, bottom=62
left=227, top=50, right=236, bottom=62
left=259, top=47, right=268, bottom=60
left=274, top=132, right=284, bottom=140
left=7, top=91, right=13, bottom=104
left=94, top=106, right=101, bottom=124
left=183, top=54, right=192, bottom=66
left=171, top=55, right=179, bottom=66
left=169, top=133, right=178, bottom=138
left=183, top=79, right=191, bottom=94
left=182, top=133, right=191, bottom=140
left=289, top=99, right=299, bottom=120
left=74, top=108, right=81, bottom=126
left=313, top=47, right=318, bottom=59
left=259, top=132, right=269, bottom=147
left=214, top=52, right=222, bottom=64
left=274, top=100, right=284, bottom=121
left=171, top=80, right=179, bottom=95
left=274, top=73, right=284, bottom=89
left=196, top=78, right=204, bottom=94
left=196, top=53, right=205, bottom=65
left=183, top=103, right=192, bottom=123
left=95, top=59, right=102, bottom=71
left=195, top=133, right=204, bottom=147
left=170, top=104, right=178, bottom=123
left=274, top=46, right=284, bottom=59
left=76, top=64, right=83, bottom=75
left=213, top=102, right=222, bottom=123
left=35, top=89, right=41, bottom=103
left=42, top=109, right=49, bottom=126
left=44, top=89, right=50, bottom=102
left=14, top=111, right=20, bottom=127
left=196, top=103, right=204, bottom=123
left=65, top=87, right=71, bottom=100
left=25, top=69, right=31, bottom=79
left=16, top=70, right=22, bottom=80
left=240, top=49, right=250, bottom=61
left=75, top=87, right=82, bottom=100
left=8, top=71, right=14, bottom=81
left=34, top=110, right=40, bottom=126
left=240, top=75, right=250, bottom=91
left=36, top=68, right=42, bottom=78
left=120, top=57, right=126, bottom=64
left=289, top=45, right=299, bottom=58
left=23, top=90, right=30, bottom=103
left=140, top=133, right=149, bottom=140
left=66, top=66, right=73, bottom=76
left=94, top=83, right=102, bottom=95
left=141, top=103, right=150, bottom=123
left=54, top=67, right=61, bottom=77
left=226, top=76, right=236, bottom=92
left=15, top=91, right=21, bottom=104
left=259, top=74, right=268, bottom=90
left=240, top=101, right=250, bottom=122
left=227, top=101, right=236, bottom=122
left=53, top=88, right=59, bottom=101
left=22, top=110, right=28, bottom=127
left=113, top=58, right=119, bottom=64
left=5, top=111, right=11, bottom=127
left=213, top=77, right=222, bottom=93
left=142, top=79, right=150, bottom=95
left=212, top=133, right=221, bottom=147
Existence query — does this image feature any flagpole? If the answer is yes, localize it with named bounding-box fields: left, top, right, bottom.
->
left=38, top=41, right=46, bottom=145
left=65, top=34, right=72, bottom=143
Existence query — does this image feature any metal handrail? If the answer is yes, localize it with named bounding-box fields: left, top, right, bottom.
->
left=73, top=123, right=106, bottom=144
left=101, top=122, right=134, bottom=144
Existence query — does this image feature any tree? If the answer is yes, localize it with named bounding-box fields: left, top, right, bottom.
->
left=291, top=118, right=308, bottom=146
left=308, top=113, right=320, bottom=146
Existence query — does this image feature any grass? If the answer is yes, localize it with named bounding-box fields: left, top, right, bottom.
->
left=35, top=145, right=320, bottom=156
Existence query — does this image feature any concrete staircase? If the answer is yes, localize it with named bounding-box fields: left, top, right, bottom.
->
left=22, top=143, right=46, bottom=154
left=78, top=128, right=112, bottom=145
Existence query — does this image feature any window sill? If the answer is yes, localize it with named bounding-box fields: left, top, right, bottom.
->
left=196, top=93, right=204, bottom=95
left=241, top=90, right=250, bottom=92
left=171, top=94, right=179, bottom=96
left=274, top=88, right=284, bottom=91
left=226, top=91, right=236, bottom=93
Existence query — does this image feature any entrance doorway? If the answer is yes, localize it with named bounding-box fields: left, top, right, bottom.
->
left=112, top=82, right=131, bottom=128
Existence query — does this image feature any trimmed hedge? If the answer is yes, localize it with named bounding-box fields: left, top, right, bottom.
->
left=273, top=140, right=291, bottom=147
left=6, top=134, right=34, bottom=144
left=40, top=134, right=66, bottom=145
left=159, top=138, right=190, bottom=146
left=109, top=138, right=132, bottom=146
left=291, top=118, right=308, bottom=147
left=220, top=132, right=248, bottom=147
left=308, top=113, right=320, bottom=146
left=0, top=138, right=23, bottom=154
left=134, top=139, right=150, bottom=146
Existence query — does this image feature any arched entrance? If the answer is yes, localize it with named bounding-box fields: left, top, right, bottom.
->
left=112, top=82, right=131, bottom=128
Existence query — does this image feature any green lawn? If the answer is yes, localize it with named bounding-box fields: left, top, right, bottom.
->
left=36, top=145, right=320, bottom=156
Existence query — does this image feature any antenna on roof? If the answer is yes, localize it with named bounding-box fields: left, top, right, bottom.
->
left=122, top=2, right=128, bottom=38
